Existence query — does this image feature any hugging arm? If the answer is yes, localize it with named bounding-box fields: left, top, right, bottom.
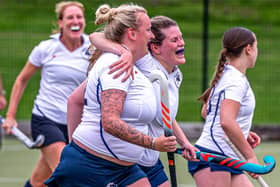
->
left=89, top=32, right=134, bottom=81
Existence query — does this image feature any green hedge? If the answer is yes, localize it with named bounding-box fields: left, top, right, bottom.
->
left=1, top=0, right=279, bottom=124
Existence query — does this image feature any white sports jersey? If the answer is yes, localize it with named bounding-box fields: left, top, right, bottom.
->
left=73, top=52, right=157, bottom=163
left=196, top=65, right=255, bottom=159
left=29, top=33, right=90, bottom=124
left=136, top=53, right=183, bottom=166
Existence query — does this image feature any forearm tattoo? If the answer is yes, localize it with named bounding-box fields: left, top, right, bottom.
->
left=101, top=89, right=152, bottom=148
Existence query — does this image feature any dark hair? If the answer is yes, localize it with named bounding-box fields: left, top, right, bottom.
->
left=199, top=27, right=255, bottom=103
left=148, top=16, right=177, bottom=52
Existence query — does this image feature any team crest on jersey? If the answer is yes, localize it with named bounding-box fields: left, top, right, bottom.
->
left=106, top=182, right=118, bottom=187
left=82, top=47, right=92, bottom=58
left=174, top=71, right=182, bottom=88
left=87, top=45, right=96, bottom=56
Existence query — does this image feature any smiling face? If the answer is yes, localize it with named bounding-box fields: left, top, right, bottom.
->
left=153, top=25, right=185, bottom=72
left=58, top=5, right=85, bottom=40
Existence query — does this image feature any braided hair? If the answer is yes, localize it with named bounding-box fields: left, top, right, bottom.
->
left=199, top=27, right=255, bottom=103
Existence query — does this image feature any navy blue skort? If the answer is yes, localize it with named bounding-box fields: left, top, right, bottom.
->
left=188, top=145, right=243, bottom=176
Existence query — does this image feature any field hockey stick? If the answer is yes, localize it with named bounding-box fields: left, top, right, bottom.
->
left=223, top=137, right=270, bottom=187
left=149, top=70, right=177, bottom=187
left=175, top=148, right=275, bottom=174
left=0, top=116, right=45, bottom=149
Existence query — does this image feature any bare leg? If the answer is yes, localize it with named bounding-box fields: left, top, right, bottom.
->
left=127, top=177, right=151, bottom=187
left=194, top=167, right=231, bottom=187
left=158, top=180, right=169, bottom=187
left=231, top=173, right=254, bottom=187
left=30, top=154, right=51, bottom=187
left=41, top=142, right=66, bottom=171
left=30, top=142, right=66, bottom=187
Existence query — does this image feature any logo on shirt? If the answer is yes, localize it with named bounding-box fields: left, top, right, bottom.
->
left=85, top=48, right=91, bottom=56
left=82, top=48, right=91, bottom=59
left=87, top=45, right=96, bottom=55
left=106, top=182, right=118, bottom=187
left=175, top=72, right=182, bottom=88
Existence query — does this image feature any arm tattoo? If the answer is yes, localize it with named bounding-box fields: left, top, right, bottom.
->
left=101, top=89, right=152, bottom=149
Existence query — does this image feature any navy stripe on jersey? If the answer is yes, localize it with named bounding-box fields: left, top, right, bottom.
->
left=97, top=78, right=119, bottom=159
left=84, top=80, right=88, bottom=106
left=207, top=87, right=216, bottom=115
left=35, top=104, right=46, bottom=117
left=210, top=90, right=225, bottom=154
left=96, top=78, right=102, bottom=105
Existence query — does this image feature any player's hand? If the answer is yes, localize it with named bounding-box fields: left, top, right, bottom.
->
left=109, top=49, right=134, bottom=82
left=2, top=117, right=17, bottom=134
left=181, top=144, right=200, bottom=161
left=153, top=135, right=177, bottom=152
left=247, top=131, right=261, bottom=148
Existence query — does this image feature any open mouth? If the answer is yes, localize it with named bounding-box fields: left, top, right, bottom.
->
left=175, top=48, right=184, bottom=55
left=71, top=26, right=80, bottom=32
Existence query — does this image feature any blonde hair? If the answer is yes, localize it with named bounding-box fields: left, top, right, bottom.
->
left=95, top=4, right=146, bottom=42
left=55, top=1, right=84, bottom=20
left=52, top=1, right=84, bottom=33
left=87, top=4, right=147, bottom=72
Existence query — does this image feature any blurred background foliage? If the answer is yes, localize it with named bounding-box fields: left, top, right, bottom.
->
left=0, top=0, right=279, bottom=124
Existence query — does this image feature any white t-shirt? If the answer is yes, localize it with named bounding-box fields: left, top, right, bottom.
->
left=136, top=53, right=183, bottom=166
left=29, top=33, right=90, bottom=124
left=196, top=65, right=255, bottom=159
left=73, top=52, right=157, bottom=163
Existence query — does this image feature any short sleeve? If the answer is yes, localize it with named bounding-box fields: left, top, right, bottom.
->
left=97, top=53, right=131, bottom=92
left=224, top=77, right=247, bottom=103
left=100, top=71, right=131, bottom=92
left=28, top=44, right=44, bottom=67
